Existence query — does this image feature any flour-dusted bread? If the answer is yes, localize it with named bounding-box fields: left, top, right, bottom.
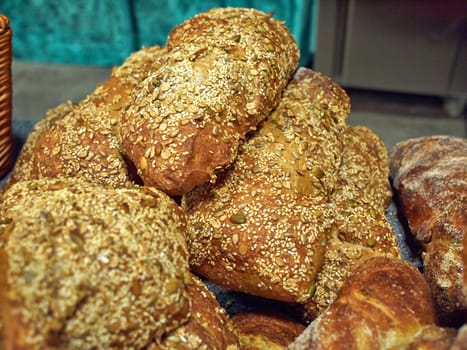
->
left=0, top=178, right=191, bottom=349
left=120, top=8, right=300, bottom=195
left=389, top=135, right=467, bottom=325
left=289, top=257, right=456, bottom=350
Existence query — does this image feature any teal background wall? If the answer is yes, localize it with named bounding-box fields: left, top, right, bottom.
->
left=0, top=0, right=317, bottom=67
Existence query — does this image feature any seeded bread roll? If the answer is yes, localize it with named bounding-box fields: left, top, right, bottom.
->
left=289, top=257, right=456, bottom=350
left=120, top=7, right=300, bottom=196
left=389, top=135, right=467, bottom=326
left=451, top=324, right=467, bottom=350
left=156, top=274, right=240, bottom=350
left=2, top=101, right=74, bottom=192
left=231, top=309, right=305, bottom=350
left=332, top=126, right=393, bottom=210
left=332, top=126, right=397, bottom=254
left=0, top=178, right=190, bottom=350
left=302, top=125, right=400, bottom=320
left=21, top=46, right=166, bottom=189
left=182, top=68, right=349, bottom=302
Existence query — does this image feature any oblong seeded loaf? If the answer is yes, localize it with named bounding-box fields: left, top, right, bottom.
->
left=7, top=45, right=167, bottom=190
left=182, top=68, right=350, bottom=303
left=120, top=7, right=300, bottom=195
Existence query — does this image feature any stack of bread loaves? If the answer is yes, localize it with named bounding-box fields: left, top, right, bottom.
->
left=1, top=7, right=464, bottom=350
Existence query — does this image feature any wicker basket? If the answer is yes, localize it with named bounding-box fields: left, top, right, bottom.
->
left=0, top=14, right=12, bottom=179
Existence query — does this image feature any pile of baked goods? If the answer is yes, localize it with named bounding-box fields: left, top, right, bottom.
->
left=0, top=7, right=465, bottom=350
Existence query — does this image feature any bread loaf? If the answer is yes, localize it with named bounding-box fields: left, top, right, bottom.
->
left=0, top=178, right=191, bottom=349
left=2, top=101, right=74, bottom=192
left=231, top=308, right=305, bottom=350
left=5, top=46, right=167, bottom=191
left=332, top=126, right=397, bottom=254
left=120, top=8, right=299, bottom=195
left=389, top=135, right=467, bottom=325
left=157, top=274, right=239, bottom=350
left=451, top=324, right=467, bottom=350
left=183, top=68, right=349, bottom=302
left=302, top=125, right=400, bottom=319
left=289, top=257, right=457, bottom=350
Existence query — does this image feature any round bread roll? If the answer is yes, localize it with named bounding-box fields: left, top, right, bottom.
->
left=0, top=178, right=190, bottom=349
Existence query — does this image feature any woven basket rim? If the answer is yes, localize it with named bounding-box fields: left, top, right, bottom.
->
left=0, top=14, right=10, bottom=34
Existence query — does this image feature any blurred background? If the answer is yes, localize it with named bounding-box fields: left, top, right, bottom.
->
left=0, top=0, right=465, bottom=151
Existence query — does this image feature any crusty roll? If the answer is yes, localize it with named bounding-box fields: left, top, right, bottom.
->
left=2, top=101, right=74, bottom=191
left=389, top=135, right=467, bottom=325
left=182, top=68, right=349, bottom=303
left=289, top=257, right=456, bottom=350
left=10, top=45, right=166, bottom=190
left=156, top=274, right=240, bottom=350
left=303, top=126, right=400, bottom=320
left=332, top=125, right=393, bottom=210
left=0, top=178, right=191, bottom=349
left=332, top=126, right=398, bottom=254
left=120, top=7, right=300, bottom=195
left=231, top=309, right=305, bottom=350
left=451, top=324, right=467, bottom=350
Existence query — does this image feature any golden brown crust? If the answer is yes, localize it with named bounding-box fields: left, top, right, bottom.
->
left=231, top=309, right=305, bottom=349
left=0, top=178, right=191, bottom=349
left=27, top=46, right=167, bottom=189
left=302, top=126, right=399, bottom=320
left=333, top=126, right=392, bottom=210
left=302, top=236, right=384, bottom=320
left=289, top=257, right=456, bottom=350
left=331, top=126, right=399, bottom=256
left=389, top=135, right=467, bottom=325
left=182, top=68, right=349, bottom=303
left=157, top=274, right=239, bottom=350
left=464, top=229, right=467, bottom=307
left=450, top=324, right=467, bottom=350
left=2, top=101, right=74, bottom=191
left=120, top=8, right=300, bottom=195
